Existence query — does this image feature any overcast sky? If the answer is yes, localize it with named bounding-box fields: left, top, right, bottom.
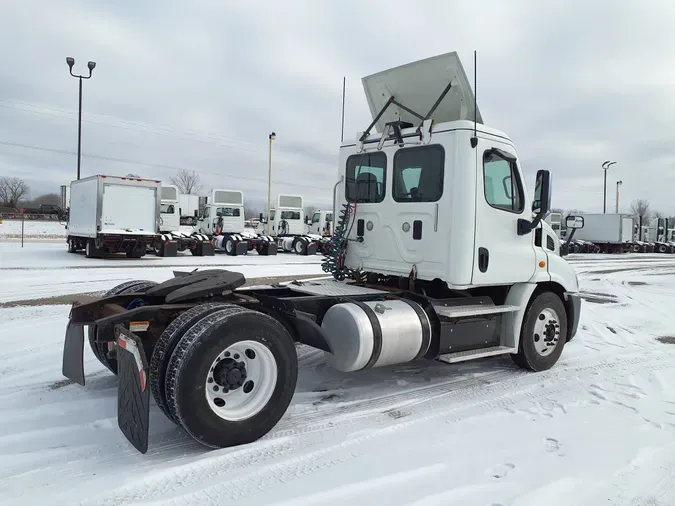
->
left=2, top=0, right=675, bottom=214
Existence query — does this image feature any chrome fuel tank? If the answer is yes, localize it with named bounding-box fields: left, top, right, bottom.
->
left=320, top=299, right=431, bottom=372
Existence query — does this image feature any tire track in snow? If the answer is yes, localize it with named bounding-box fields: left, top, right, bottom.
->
left=85, top=349, right=675, bottom=506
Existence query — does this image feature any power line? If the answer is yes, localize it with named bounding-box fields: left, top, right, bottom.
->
left=0, top=99, right=339, bottom=168
left=0, top=139, right=336, bottom=192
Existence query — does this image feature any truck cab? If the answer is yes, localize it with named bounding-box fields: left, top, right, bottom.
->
left=159, top=185, right=180, bottom=234
left=307, top=210, right=333, bottom=236
left=196, top=189, right=245, bottom=235
left=268, top=195, right=306, bottom=236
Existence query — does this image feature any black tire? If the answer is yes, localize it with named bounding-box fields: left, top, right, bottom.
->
left=164, top=305, right=298, bottom=449
left=85, top=240, right=99, bottom=258
left=293, top=238, right=307, bottom=255
left=67, top=238, right=77, bottom=253
left=149, top=303, right=233, bottom=424
left=87, top=280, right=157, bottom=374
left=511, top=292, right=567, bottom=372
left=225, top=237, right=236, bottom=256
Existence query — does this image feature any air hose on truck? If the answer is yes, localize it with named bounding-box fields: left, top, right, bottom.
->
left=321, top=202, right=356, bottom=280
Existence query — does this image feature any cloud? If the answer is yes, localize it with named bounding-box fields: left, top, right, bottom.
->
left=1, top=0, right=675, bottom=215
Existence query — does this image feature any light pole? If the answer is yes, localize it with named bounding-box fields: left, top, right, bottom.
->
left=66, top=57, right=96, bottom=180
left=267, top=132, right=276, bottom=234
left=602, top=160, right=616, bottom=213
left=615, top=180, right=622, bottom=213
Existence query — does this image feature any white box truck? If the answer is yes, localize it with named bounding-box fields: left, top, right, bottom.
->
left=66, top=175, right=160, bottom=258
left=571, top=213, right=634, bottom=253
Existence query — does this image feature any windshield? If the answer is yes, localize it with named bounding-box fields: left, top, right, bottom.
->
left=215, top=207, right=240, bottom=217
left=160, top=203, right=175, bottom=214
left=326, top=212, right=332, bottom=222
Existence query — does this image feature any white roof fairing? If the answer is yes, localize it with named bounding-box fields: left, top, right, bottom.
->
left=361, top=51, right=483, bottom=133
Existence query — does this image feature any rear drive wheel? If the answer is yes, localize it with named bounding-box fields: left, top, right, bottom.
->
left=511, top=292, right=567, bottom=372
left=294, top=238, right=306, bottom=255
left=149, top=303, right=233, bottom=424
left=164, top=305, right=298, bottom=449
left=87, top=280, right=157, bottom=374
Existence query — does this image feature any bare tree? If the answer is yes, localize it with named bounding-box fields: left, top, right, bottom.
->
left=0, top=177, right=29, bottom=208
left=304, top=205, right=318, bottom=217
left=170, top=169, right=203, bottom=195
left=630, top=198, right=651, bottom=224
left=653, top=210, right=664, bottom=220
left=244, top=205, right=261, bottom=220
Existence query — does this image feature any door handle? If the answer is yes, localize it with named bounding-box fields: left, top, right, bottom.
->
left=478, top=247, right=489, bottom=272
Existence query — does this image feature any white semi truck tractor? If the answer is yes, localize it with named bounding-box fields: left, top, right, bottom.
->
left=263, top=194, right=329, bottom=254
left=61, top=51, right=585, bottom=455
left=195, top=189, right=277, bottom=256
left=153, top=185, right=213, bottom=257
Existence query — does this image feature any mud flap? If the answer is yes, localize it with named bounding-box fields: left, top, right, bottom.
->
left=196, top=240, right=215, bottom=256
left=62, top=321, right=85, bottom=386
left=162, top=240, right=178, bottom=257
left=306, top=242, right=319, bottom=255
left=235, top=241, right=249, bottom=256
left=115, top=324, right=150, bottom=454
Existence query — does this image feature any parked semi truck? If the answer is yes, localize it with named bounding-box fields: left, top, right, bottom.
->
left=179, top=194, right=200, bottom=226
left=61, top=51, right=584, bottom=455
left=153, top=185, right=213, bottom=257
left=195, top=189, right=277, bottom=256
left=306, top=209, right=333, bottom=236
left=263, top=195, right=329, bottom=254
left=66, top=175, right=160, bottom=258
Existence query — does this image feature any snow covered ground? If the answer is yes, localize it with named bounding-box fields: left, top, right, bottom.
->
left=0, top=219, right=66, bottom=240
left=1, top=251, right=675, bottom=505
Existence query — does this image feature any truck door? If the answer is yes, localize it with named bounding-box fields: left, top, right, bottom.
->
left=471, top=138, right=537, bottom=285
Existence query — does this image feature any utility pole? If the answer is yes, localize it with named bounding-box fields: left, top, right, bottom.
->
left=267, top=132, right=276, bottom=234
left=602, top=160, right=616, bottom=213
left=615, top=180, right=622, bottom=213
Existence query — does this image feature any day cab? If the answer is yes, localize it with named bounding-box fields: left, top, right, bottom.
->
left=332, top=51, right=585, bottom=369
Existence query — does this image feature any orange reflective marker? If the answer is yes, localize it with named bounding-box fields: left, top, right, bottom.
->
left=539, top=261, right=546, bottom=268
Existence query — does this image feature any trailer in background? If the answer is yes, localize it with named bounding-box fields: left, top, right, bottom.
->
left=66, top=175, right=160, bottom=258
left=570, top=213, right=634, bottom=253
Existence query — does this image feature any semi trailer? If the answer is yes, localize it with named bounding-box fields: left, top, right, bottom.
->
left=66, top=175, right=161, bottom=258
left=60, top=51, right=584, bottom=455
left=195, top=189, right=277, bottom=256
left=567, top=213, right=634, bottom=253
left=152, top=185, right=213, bottom=257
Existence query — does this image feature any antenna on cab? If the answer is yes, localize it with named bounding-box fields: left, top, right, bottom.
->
left=470, top=50, right=478, bottom=149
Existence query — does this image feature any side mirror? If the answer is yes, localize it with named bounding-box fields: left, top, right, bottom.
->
left=532, top=169, right=551, bottom=215
left=304, top=216, right=310, bottom=225
left=565, top=215, right=584, bottom=229
left=517, top=169, right=552, bottom=236
left=259, top=212, right=264, bottom=221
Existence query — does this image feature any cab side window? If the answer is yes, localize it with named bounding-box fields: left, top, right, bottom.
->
left=483, top=150, right=524, bottom=213
left=311, top=213, right=320, bottom=224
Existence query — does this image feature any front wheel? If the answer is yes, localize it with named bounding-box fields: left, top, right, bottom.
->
left=511, top=292, right=567, bottom=372
left=164, top=305, right=298, bottom=449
